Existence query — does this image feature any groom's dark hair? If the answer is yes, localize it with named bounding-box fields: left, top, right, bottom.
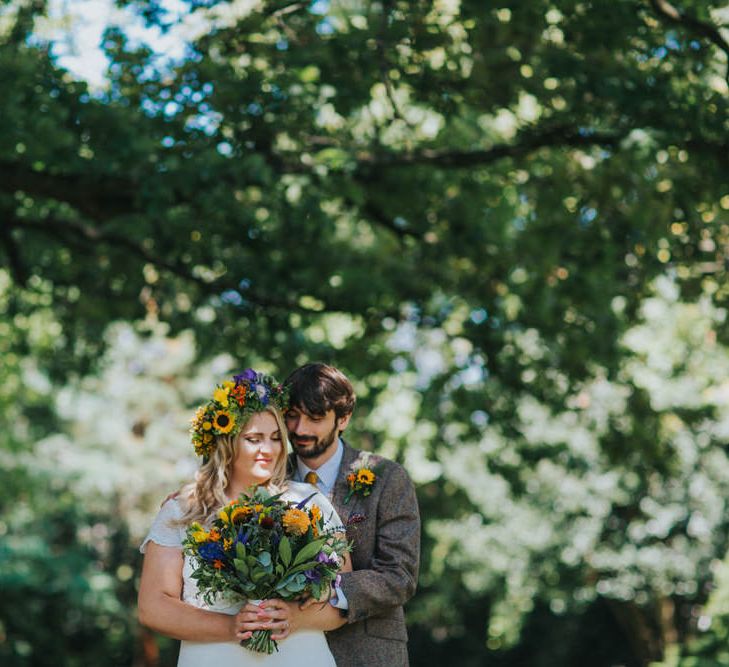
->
left=284, top=363, right=356, bottom=420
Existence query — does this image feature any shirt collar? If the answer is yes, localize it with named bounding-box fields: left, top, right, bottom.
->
left=296, top=438, right=344, bottom=488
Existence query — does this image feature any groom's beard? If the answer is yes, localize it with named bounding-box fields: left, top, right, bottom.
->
left=290, top=422, right=339, bottom=459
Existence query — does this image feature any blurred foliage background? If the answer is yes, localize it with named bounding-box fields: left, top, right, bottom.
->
left=1, top=0, right=729, bottom=665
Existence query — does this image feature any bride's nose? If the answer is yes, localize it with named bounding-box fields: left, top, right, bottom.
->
left=260, top=437, right=277, bottom=452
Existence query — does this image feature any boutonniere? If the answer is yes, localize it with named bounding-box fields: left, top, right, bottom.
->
left=344, top=456, right=383, bottom=504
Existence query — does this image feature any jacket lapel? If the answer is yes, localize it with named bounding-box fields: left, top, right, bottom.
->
left=331, top=440, right=359, bottom=517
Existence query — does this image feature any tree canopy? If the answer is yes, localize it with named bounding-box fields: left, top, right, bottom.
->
left=2, top=0, right=729, bottom=664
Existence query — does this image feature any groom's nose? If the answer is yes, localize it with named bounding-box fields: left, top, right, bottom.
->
left=297, top=415, right=320, bottom=431
left=288, top=417, right=311, bottom=434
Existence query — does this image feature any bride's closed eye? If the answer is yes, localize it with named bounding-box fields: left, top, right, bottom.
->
left=244, top=433, right=281, bottom=443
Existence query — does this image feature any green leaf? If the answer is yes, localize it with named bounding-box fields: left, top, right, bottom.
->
left=292, top=539, right=325, bottom=567
left=276, top=572, right=307, bottom=593
left=251, top=569, right=268, bottom=583
left=279, top=536, right=292, bottom=567
left=234, top=558, right=249, bottom=577
left=285, top=560, right=320, bottom=577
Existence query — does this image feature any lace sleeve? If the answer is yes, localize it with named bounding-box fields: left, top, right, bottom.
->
left=139, top=499, right=185, bottom=553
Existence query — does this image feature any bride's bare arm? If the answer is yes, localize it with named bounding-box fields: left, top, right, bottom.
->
left=138, top=543, right=241, bottom=642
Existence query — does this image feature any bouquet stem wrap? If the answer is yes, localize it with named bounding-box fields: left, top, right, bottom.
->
left=240, top=600, right=278, bottom=653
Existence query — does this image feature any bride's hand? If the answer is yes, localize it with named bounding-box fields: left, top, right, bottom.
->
left=235, top=600, right=294, bottom=641
left=231, top=612, right=252, bottom=642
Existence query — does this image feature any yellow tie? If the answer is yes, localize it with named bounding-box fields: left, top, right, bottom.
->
left=304, top=471, right=319, bottom=486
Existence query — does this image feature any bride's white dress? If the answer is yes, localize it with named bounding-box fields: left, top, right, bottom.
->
left=140, top=482, right=342, bottom=667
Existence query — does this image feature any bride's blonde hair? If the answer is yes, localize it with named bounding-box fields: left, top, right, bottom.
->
left=177, top=406, right=290, bottom=525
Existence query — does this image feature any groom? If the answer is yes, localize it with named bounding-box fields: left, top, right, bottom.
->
left=283, top=363, right=421, bottom=666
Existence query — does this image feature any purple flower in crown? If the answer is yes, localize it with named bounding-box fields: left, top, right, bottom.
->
left=234, top=368, right=258, bottom=384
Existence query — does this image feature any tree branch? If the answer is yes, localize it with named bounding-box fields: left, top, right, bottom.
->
left=350, top=125, right=626, bottom=170
left=263, top=1, right=308, bottom=19
left=6, top=215, right=302, bottom=312
left=648, top=0, right=729, bottom=80
left=336, top=191, right=423, bottom=241
left=0, top=161, right=137, bottom=220
left=1, top=126, right=627, bottom=217
left=4, top=125, right=712, bottom=230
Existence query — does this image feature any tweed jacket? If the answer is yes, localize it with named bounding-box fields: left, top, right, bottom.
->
left=288, top=441, right=420, bottom=667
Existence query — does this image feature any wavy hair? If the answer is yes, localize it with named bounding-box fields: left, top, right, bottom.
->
left=176, top=406, right=290, bottom=526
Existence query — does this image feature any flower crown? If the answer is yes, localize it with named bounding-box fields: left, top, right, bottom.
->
left=190, top=369, right=289, bottom=458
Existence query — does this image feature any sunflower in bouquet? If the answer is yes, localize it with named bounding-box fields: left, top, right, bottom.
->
left=183, top=487, right=349, bottom=654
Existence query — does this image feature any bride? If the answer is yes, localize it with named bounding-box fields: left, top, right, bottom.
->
left=137, top=370, right=350, bottom=666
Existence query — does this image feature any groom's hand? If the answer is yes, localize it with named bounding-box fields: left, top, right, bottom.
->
left=299, top=586, right=333, bottom=611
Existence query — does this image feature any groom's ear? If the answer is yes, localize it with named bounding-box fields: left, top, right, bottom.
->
left=336, top=412, right=352, bottom=433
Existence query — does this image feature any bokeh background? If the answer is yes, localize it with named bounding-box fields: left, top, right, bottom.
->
left=2, top=0, right=729, bottom=665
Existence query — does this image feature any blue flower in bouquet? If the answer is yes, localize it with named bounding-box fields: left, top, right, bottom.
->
left=199, top=542, right=226, bottom=562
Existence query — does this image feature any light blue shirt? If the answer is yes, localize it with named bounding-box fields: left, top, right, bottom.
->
left=293, top=437, right=349, bottom=611
left=295, top=437, right=344, bottom=499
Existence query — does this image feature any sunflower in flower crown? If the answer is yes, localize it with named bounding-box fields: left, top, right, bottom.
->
left=190, top=369, right=289, bottom=458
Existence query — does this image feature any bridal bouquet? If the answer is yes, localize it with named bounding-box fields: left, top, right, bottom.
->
left=182, top=487, right=349, bottom=654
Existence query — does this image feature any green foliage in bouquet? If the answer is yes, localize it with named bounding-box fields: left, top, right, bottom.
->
left=182, top=487, right=349, bottom=654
